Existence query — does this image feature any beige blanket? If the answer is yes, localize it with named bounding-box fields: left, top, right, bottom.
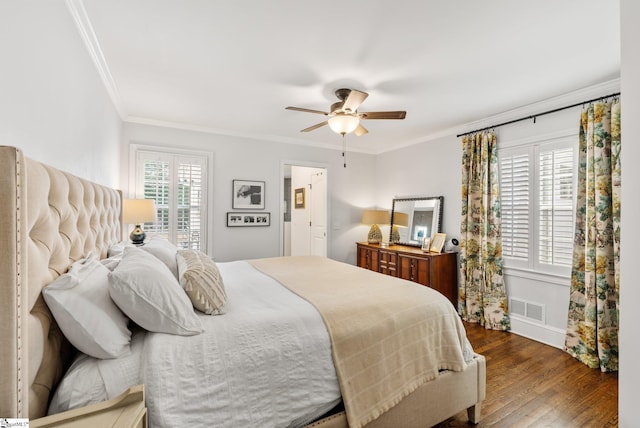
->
left=249, top=256, right=468, bottom=428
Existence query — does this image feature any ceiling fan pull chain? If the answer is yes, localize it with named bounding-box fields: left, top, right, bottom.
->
left=342, top=133, right=347, bottom=168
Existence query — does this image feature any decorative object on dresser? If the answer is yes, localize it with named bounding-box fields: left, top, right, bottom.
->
left=390, top=196, right=444, bottom=246
left=421, top=237, right=432, bottom=252
left=430, top=232, right=447, bottom=254
left=357, top=242, right=458, bottom=306
left=123, top=199, right=157, bottom=245
left=361, top=209, right=391, bottom=244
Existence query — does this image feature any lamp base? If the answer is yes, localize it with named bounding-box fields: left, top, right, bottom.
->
left=129, top=225, right=146, bottom=246
left=367, top=224, right=383, bottom=244
left=391, top=225, right=401, bottom=243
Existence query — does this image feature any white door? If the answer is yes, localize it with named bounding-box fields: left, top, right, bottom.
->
left=310, top=171, right=327, bottom=256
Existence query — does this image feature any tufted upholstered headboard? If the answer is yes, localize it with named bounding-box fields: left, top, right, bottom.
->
left=0, top=146, right=122, bottom=419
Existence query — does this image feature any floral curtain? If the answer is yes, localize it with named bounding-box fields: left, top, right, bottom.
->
left=565, top=99, right=620, bottom=372
left=459, top=131, right=511, bottom=330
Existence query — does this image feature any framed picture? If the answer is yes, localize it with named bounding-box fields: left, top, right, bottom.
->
left=421, top=237, right=431, bottom=252
left=294, top=187, right=305, bottom=209
left=232, top=180, right=265, bottom=210
left=430, top=233, right=447, bottom=253
left=226, top=212, right=270, bottom=227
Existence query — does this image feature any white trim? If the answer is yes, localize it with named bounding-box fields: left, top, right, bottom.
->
left=504, top=267, right=570, bottom=287
left=65, top=0, right=126, bottom=119
left=126, top=116, right=377, bottom=155
left=498, top=128, right=578, bottom=150
left=509, top=315, right=567, bottom=349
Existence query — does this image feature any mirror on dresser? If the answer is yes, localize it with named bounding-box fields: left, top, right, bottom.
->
left=389, top=196, right=444, bottom=247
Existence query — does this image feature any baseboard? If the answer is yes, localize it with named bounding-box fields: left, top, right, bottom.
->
left=509, top=315, right=566, bottom=349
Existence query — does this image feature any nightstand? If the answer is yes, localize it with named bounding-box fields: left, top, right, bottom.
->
left=31, top=385, right=147, bottom=428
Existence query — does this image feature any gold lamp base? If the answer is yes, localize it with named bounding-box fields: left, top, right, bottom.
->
left=390, top=225, right=400, bottom=243
left=367, top=224, right=383, bottom=244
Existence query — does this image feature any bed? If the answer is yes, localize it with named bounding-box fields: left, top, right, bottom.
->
left=0, top=145, right=485, bottom=427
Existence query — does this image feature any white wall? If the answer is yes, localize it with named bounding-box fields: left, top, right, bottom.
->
left=122, top=122, right=377, bottom=264
left=619, top=0, right=638, bottom=425
left=0, top=1, right=122, bottom=187
left=374, top=135, right=461, bottom=240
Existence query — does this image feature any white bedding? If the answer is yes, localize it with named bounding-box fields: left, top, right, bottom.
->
left=51, top=258, right=474, bottom=426
left=140, top=260, right=342, bottom=428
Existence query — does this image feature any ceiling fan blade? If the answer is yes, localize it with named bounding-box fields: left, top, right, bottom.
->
left=301, top=121, right=328, bottom=132
left=286, top=106, right=329, bottom=115
left=342, top=89, right=369, bottom=113
left=360, top=111, right=407, bottom=120
left=354, top=124, right=368, bottom=137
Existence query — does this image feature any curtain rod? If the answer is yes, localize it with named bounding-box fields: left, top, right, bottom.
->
left=456, top=92, right=620, bottom=138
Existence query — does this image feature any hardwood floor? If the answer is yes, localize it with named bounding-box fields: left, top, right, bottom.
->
left=434, top=322, right=618, bottom=428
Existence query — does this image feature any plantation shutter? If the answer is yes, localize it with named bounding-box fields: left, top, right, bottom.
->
left=136, top=149, right=208, bottom=251
left=142, top=154, right=170, bottom=239
left=538, top=146, right=574, bottom=267
left=500, top=152, right=530, bottom=260
left=176, top=157, right=204, bottom=250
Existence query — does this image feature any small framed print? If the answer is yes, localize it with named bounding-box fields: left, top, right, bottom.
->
left=227, top=212, right=270, bottom=227
left=294, top=187, right=305, bottom=209
left=421, top=237, right=432, bottom=252
left=233, top=180, right=265, bottom=210
left=430, top=233, right=447, bottom=253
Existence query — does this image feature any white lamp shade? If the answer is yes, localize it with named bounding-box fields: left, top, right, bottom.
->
left=122, top=199, right=157, bottom=224
left=328, top=114, right=360, bottom=135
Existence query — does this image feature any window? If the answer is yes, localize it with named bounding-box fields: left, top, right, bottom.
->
left=134, top=148, right=208, bottom=251
left=499, top=138, right=576, bottom=276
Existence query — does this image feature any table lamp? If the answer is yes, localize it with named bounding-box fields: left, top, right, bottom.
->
left=362, top=209, right=391, bottom=244
left=123, top=199, right=157, bottom=245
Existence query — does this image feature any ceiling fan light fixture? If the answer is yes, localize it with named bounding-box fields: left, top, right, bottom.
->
left=328, top=114, right=359, bottom=135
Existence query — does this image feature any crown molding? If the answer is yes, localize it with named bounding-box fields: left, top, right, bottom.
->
left=376, top=78, right=620, bottom=154
left=125, top=116, right=377, bottom=155
left=455, top=78, right=620, bottom=136
left=65, top=0, right=126, bottom=119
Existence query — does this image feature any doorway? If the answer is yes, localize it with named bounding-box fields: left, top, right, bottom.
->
left=281, top=162, right=328, bottom=257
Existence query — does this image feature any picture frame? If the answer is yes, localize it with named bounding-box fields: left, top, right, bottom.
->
left=232, top=180, right=265, bottom=210
left=294, top=187, right=305, bottom=209
left=421, top=237, right=432, bottom=252
left=226, top=212, right=270, bottom=227
left=430, top=232, right=447, bottom=253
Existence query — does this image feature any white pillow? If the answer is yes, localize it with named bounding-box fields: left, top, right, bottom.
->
left=47, top=353, right=108, bottom=415
left=107, top=241, right=135, bottom=258
left=108, top=247, right=203, bottom=335
left=42, top=255, right=131, bottom=359
left=48, top=328, right=146, bottom=415
left=101, top=254, right=123, bottom=271
left=141, top=236, right=179, bottom=278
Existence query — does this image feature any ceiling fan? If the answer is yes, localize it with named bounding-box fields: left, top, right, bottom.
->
left=285, top=88, right=406, bottom=136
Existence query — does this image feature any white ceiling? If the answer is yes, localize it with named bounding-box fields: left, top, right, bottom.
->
left=75, top=0, right=620, bottom=154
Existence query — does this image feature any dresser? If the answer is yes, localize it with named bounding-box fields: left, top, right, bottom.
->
left=356, top=242, right=458, bottom=306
